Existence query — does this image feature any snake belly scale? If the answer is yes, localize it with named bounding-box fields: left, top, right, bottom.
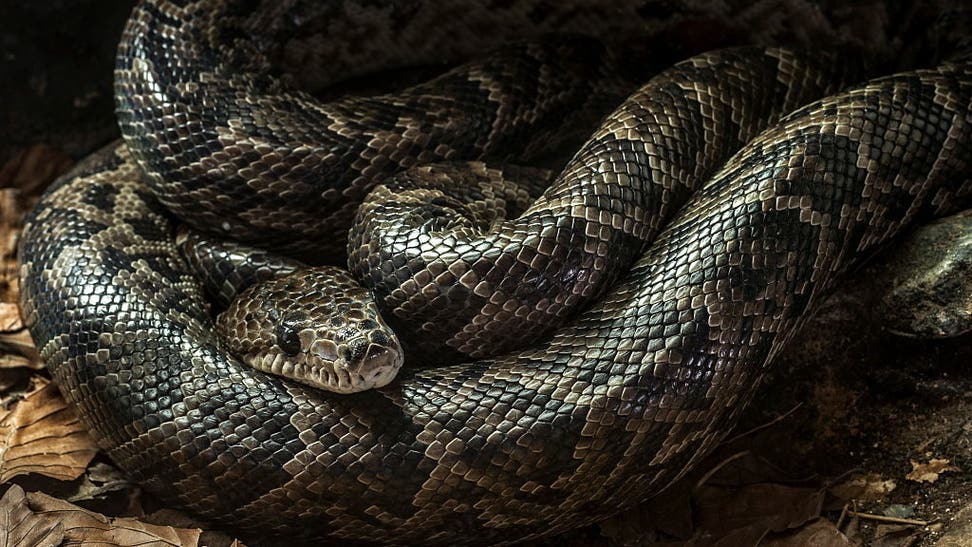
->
left=17, top=0, right=972, bottom=544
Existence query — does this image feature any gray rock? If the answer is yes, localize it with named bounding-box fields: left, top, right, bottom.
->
left=934, top=501, right=972, bottom=547
left=875, top=210, right=972, bottom=339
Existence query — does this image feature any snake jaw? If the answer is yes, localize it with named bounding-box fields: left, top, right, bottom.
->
left=232, top=329, right=404, bottom=393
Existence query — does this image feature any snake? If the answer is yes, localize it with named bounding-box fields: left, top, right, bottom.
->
left=16, top=0, right=972, bottom=544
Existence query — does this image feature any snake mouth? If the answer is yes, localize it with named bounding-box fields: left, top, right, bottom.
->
left=354, top=343, right=405, bottom=388
left=309, top=343, right=403, bottom=393
left=248, top=340, right=404, bottom=394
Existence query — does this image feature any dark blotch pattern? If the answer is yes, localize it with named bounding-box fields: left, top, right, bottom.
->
left=349, top=48, right=857, bottom=363
left=16, top=0, right=972, bottom=545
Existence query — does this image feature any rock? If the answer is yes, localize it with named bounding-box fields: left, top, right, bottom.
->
left=875, top=210, right=972, bottom=339
left=934, top=501, right=972, bottom=547
left=883, top=504, right=916, bottom=519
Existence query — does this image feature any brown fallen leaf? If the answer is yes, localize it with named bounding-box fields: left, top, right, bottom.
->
left=0, top=302, right=24, bottom=331
left=842, top=515, right=862, bottom=544
left=1, top=189, right=24, bottom=316
left=23, top=487, right=203, bottom=546
left=905, top=458, right=957, bottom=483
left=695, top=482, right=826, bottom=538
left=0, top=378, right=98, bottom=482
left=599, top=482, right=694, bottom=544
left=0, top=368, right=31, bottom=394
left=700, top=449, right=815, bottom=488
left=64, top=462, right=134, bottom=503
left=871, top=523, right=922, bottom=547
left=761, top=518, right=855, bottom=547
left=143, top=509, right=247, bottom=547
left=830, top=473, right=897, bottom=504
left=0, top=329, right=42, bottom=370
left=598, top=505, right=663, bottom=545
left=0, top=484, right=64, bottom=547
left=710, top=523, right=769, bottom=546
left=0, top=144, right=72, bottom=195
left=0, top=185, right=43, bottom=370
left=0, top=303, right=26, bottom=333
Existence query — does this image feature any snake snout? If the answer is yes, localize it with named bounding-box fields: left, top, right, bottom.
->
left=342, top=340, right=404, bottom=390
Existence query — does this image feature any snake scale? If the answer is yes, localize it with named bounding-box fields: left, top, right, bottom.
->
left=17, top=0, right=972, bottom=544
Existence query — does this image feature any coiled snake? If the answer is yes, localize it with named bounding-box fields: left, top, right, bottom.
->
left=17, top=0, right=972, bottom=544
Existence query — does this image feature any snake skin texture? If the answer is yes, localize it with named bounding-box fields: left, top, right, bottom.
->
left=17, top=0, right=972, bottom=544
left=176, top=228, right=306, bottom=310
left=348, top=48, right=855, bottom=364
left=115, top=1, right=635, bottom=259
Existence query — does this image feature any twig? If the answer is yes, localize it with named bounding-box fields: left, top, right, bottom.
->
left=722, top=402, right=803, bottom=446
left=836, top=502, right=850, bottom=530
left=845, top=510, right=929, bottom=526
left=693, top=450, right=750, bottom=491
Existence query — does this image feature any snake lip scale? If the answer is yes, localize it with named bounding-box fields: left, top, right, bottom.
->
left=17, top=0, right=972, bottom=544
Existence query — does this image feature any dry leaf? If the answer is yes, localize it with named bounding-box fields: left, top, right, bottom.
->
left=0, top=329, right=42, bottom=370
left=830, top=473, right=897, bottom=503
left=0, top=190, right=43, bottom=374
left=205, top=539, right=248, bottom=547
left=598, top=505, right=660, bottom=545
left=599, top=483, right=693, bottom=543
left=143, top=508, right=211, bottom=531
left=0, top=368, right=30, bottom=393
left=0, top=304, right=22, bottom=333
left=0, top=484, right=64, bottom=547
left=25, top=489, right=203, bottom=546
left=842, top=515, right=862, bottom=543
left=1, top=189, right=23, bottom=316
left=905, top=459, right=956, bottom=483
left=0, top=378, right=98, bottom=482
left=702, top=451, right=810, bottom=488
left=144, top=509, right=248, bottom=547
left=762, top=518, right=855, bottom=546
left=65, top=463, right=133, bottom=503
left=933, top=501, right=972, bottom=547
left=0, top=144, right=72, bottom=194
left=710, top=523, right=769, bottom=546
left=695, top=483, right=825, bottom=536
left=871, top=523, right=922, bottom=547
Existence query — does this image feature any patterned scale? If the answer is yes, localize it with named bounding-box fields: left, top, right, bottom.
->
left=17, top=0, right=972, bottom=544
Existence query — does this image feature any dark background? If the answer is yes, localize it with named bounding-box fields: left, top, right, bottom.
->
left=0, top=1, right=133, bottom=165
left=1, top=1, right=964, bottom=168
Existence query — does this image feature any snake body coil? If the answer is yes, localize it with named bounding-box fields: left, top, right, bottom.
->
left=18, top=0, right=972, bottom=544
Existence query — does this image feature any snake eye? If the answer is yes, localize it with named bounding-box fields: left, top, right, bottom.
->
left=275, top=324, right=302, bottom=356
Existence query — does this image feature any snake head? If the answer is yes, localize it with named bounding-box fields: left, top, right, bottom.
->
left=217, top=266, right=403, bottom=393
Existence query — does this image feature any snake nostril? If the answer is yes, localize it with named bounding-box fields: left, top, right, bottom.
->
left=364, top=345, right=388, bottom=362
